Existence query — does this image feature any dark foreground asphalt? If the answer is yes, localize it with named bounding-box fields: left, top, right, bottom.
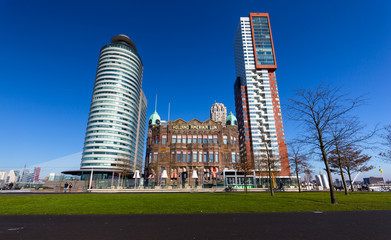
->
left=1, top=211, right=390, bottom=240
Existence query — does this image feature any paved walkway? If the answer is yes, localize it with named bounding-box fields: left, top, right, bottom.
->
left=0, top=188, right=300, bottom=194
left=1, top=211, right=390, bottom=240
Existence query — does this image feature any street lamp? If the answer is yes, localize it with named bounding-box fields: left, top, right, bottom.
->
left=133, top=170, right=140, bottom=188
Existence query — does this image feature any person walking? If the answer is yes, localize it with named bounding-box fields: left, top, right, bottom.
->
left=68, top=183, right=73, bottom=192
left=279, top=180, right=284, bottom=191
left=64, top=182, right=68, bottom=193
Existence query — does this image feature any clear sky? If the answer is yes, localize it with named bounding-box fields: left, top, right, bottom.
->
left=0, top=0, right=390, bottom=180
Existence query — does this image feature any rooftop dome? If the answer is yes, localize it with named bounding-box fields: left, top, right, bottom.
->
left=226, top=112, right=237, bottom=126
left=148, top=111, right=161, bottom=126
left=111, top=34, right=137, bottom=53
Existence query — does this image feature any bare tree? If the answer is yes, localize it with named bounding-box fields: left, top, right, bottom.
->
left=330, top=145, right=373, bottom=192
left=288, top=143, right=310, bottom=193
left=234, top=156, right=253, bottom=193
left=303, top=168, right=313, bottom=187
left=254, top=153, right=265, bottom=188
left=119, top=157, right=133, bottom=189
left=379, top=125, right=391, bottom=161
left=256, top=125, right=281, bottom=196
left=287, top=84, right=363, bottom=204
left=328, top=116, right=376, bottom=195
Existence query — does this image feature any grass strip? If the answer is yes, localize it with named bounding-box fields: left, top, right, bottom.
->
left=0, top=192, right=390, bottom=215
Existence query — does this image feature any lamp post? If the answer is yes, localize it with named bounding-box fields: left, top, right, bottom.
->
left=133, top=170, right=140, bottom=188
left=161, top=169, right=168, bottom=188
left=192, top=169, right=198, bottom=188
left=88, top=168, right=94, bottom=190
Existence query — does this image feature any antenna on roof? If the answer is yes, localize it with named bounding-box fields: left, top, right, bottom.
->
left=168, top=101, right=170, bottom=122
left=155, top=94, right=157, bottom=112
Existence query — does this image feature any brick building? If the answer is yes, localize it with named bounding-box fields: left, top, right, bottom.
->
left=145, top=112, right=239, bottom=188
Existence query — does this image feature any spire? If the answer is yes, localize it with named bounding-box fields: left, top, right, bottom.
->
left=168, top=101, right=170, bottom=122
left=155, top=94, right=157, bottom=112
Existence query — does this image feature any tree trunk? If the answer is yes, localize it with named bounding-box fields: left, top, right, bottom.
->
left=339, top=163, right=348, bottom=195
left=336, top=145, right=348, bottom=195
left=264, top=141, right=274, bottom=196
left=259, top=164, right=262, bottom=188
left=295, top=163, right=301, bottom=193
left=244, top=174, right=248, bottom=194
left=268, top=164, right=274, bottom=196
left=317, top=128, right=337, bottom=204
left=347, top=167, right=354, bottom=192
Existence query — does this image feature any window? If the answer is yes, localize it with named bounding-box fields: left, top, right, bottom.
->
left=204, top=152, right=208, bottom=163
left=203, top=136, right=207, bottom=144
left=223, top=136, right=227, bottom=144
left=193, top=135, right=197, bottom=143
left=172, top=152, right=175, bottom=161
left=198, top=135, right=202, bottom=144
left=172, top=136, right=176, bottom=143
left=188, top=152, right=191, bottom=163
left=199, top=152, right=202, bottom=162
left=162, top=135, right=167, bottom=144
left=177, top=151, right=181, bottom=162
left=188, top=135, right=192, bottom=144
left=232, top=153, right=236, bottom=163
left=183, top=152, right=187, bottom=163
left=177, top=135, right=182, bottom=143
left=193, top=152, right=197, bottom=162
left=230, top=137, right=233, bottom=145
left=213, top=135, right=218, bottom=144
left=234, top=137, right=236, bottom=144
left=208, top=135, right=213, bottom=143
left=215, top=152, right=219, bottom=163
left=209, top=152, right=214, bottom=163
left=156, top=137, right=159, bottom=144
left=154, top=152, right=158, bottom=162
left=182, top=135, right=186, bottom=144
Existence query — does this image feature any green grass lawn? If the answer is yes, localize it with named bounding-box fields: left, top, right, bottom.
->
left=0, top=192, right=390, bottom=215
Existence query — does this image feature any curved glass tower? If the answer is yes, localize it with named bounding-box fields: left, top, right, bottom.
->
left=81, top=34, right=147, bottom=173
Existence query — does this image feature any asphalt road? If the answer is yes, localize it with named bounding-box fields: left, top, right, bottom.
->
left=1, top=211, right=390, bottom=240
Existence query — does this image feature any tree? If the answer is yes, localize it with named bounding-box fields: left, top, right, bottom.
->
left=329, top=145, right=373, bottom=192
left=288, top=84, right=363, bottom=204
left=255, top=125, right=282, bottom=196
left=379, top=125, right=391, bottom=161
left=117, top=157, right=132, bottom=189
left=254, top=153, right=265, bottom=188
left=234, top=156, right=253, bottom=193
left=328, top=116, right=376, bottom=195
left=288, top=143, right=310, bottom=193
left=303, top=168, right=313, bottom=187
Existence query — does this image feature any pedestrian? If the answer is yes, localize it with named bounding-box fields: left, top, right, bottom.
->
left=68, top=183, right=73, bottom=192
left=279, top=180, right=284, bottom=191
left=64, top=182, right=68, bottom=193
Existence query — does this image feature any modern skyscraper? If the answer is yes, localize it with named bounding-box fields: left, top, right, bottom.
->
left=80, top=34, right=147, bottom=173
left=234, top=13, right=290, bottom=176
left=0, top=171, right=8, bottom=181
left=33, top=167, right=41, bottom=182
left=210, top=103, right=227, bottom=124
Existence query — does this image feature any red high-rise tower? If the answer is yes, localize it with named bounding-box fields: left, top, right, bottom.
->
left=234, top=13, right=290, bottom=177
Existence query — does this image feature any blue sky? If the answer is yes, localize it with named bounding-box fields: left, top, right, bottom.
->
left=0, top=0, right=390, bottom=180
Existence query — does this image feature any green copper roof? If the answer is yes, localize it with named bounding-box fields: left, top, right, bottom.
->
left=226, top=111, right=237, bottom=126
left=148, top=111, right=161, bottom=126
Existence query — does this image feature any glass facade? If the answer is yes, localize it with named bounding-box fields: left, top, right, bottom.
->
left=251, top=16, right=275, bottom=65
left=80, top=35, right=147, bottom=172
